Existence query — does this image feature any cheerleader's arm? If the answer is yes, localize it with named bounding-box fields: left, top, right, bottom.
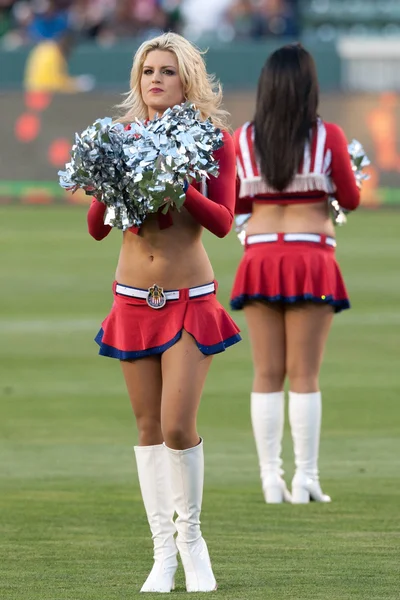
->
left=326, top=122, right=361, bottom=211
left=233, top=126, right=253, bottom=214
left=183, top=131, right=236, bottom=238
left=87, top=198, right=112, bottom=240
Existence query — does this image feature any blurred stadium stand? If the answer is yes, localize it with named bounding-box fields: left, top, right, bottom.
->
left=302, top=0, right=400, bottom=41
left=2, top=1, right=400, bottom=91
left=0, top=0, right=399, bottom=206
left=2, top=1, right=400, bottom=46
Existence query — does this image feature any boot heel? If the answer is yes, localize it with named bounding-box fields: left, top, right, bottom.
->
left=177, top=537, right=217, bottom=592
left=264, top=485, right=283, bottom=504
left=292, top=473, right=331, bottom=504
left=262, top=476, right=292, bottom=504
left=292, top=486, right=310, bottom=504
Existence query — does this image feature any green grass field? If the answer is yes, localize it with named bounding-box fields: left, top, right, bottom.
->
left=1, top=207, right=399, bottom=600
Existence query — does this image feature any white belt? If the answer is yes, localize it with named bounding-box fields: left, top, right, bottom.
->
left=246, top=233, right=336, bottom=248
left=115, top=282, right=215, bottom=301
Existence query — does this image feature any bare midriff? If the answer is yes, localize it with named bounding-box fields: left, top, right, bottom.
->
left=246, top=199, right=336, bottom=238
left=115, top=209, right=214, bottom=289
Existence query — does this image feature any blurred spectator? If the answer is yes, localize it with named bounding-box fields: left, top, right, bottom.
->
left=98, top=0, right=167, bottom=43
left=224, top=0, right=299, bottom=40
left=1, top=1, right=32, bottom=47
left=24, top=29, right=95, bottom=91
left=70, top=0, right=116, bottom=40
left=0, top=1, right=15, bottom=38
left=1, top=0, right=183, bottom=47
left=162, top=0, right=183, bottom=33
left=28, top=0, right=71, bottom=41
left=98, top=0, right=183, bottom=44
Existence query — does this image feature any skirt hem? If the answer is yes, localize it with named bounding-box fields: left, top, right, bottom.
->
left=230, top=293, right=350, bottom=313
left=95, top=328, right=241, bottom=360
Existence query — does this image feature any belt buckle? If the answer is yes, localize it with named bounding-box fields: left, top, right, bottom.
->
left=146, top=284, right=166, bottom=309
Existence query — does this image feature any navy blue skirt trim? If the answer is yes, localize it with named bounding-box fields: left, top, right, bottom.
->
left=230, top=293, right=350, bottom=313
left=95, top=328, right=241, bottom=360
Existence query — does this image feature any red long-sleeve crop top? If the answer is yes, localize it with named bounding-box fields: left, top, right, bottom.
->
left=87, top=130, right=236, bottom=240
left=234, top=121, right=361, bottom=215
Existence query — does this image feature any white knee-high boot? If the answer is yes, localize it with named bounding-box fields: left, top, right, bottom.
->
left=288, top=391, right=331, bottom=503
left=165, top=439, right=217, bottom=593
left=134, top=444, right=178, bottom=592
left=251, top=391, right=292, bottom=503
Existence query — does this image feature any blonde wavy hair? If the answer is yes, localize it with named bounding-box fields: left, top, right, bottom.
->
left=115, top=32, right=230, bottom=130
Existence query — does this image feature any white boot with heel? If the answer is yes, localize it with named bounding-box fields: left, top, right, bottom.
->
left=251, top=391, right=292, bottom=503
left=165, top=439, right=217, bottom=593
left=289, top=391, right=331, bottom=504
left=134, top=444, right=178, bottom=592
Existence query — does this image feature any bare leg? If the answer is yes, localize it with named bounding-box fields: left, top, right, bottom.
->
left=285, top=302, right=334, bottom=394
left=121, top=356, right=163, bottom=446
left=243, top=301, right=290, bottom=503
left=161, top=330, right=212, bottom=450
left=244, top=301, right=286, bottom=393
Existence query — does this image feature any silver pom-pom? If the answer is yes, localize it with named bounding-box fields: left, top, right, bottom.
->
left=123, top=102, right=223, bottom=218
left=329, top=139, right=371, bottom=226
left=234, top=214, right=251, bottom=246
left=348, top=139, right=371, bottom=179
left=58, top=103, right=224, bottom=231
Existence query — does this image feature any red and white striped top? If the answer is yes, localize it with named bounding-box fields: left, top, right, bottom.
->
left=234, top=119, right=360, bottom=212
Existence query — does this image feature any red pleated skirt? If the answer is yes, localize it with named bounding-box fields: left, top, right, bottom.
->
left=96, top=281, right=241, bottom=360
left=230, top=235, right=350, bottom=313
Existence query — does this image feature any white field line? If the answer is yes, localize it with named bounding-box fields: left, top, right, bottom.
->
left=0, top=313, right=400, bottom=334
